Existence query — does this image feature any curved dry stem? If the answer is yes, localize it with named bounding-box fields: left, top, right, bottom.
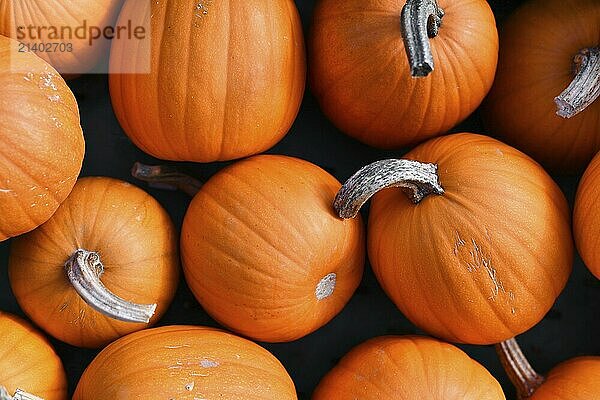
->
left=131, top=162, right=203, bottom=197
left=334, top=159, right=444, bottom=219
left=401, top=0, right=445, bottom=77
left=496, top=338, right=545, bottom=399
left=0, top=388, right=43, bottom=400
left=65, top=249, right=156, bottom=324
left=555, top=47, right=600, bottom=118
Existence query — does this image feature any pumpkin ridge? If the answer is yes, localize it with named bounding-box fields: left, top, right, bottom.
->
left=358, top=55, right=408, bottom=137
left=154, top=0, right=185, bottom=160
left=447, top=188, right=556, bottom=322
left=100, top=197, right=158, bottom=249
left=80, top=179, right=112, bottom=250
left=438, top=38, right=468, bottom=130
left=217, top=167, right=319, bottom=265
left=334, top=352, right=398, bottom=399
left=443, top=32, right=488, bottom=108
left=180, top=5, right=197, bottom=162
left=29, top=210, right=75, bottom=256
left=233, top=165, right=333, bottom=251
left=389, top=209, right=465, bottom=342
left=217, top=0, right=233, bottom=161
left=416, top=212, right=484, bottom=341
left=281, top=0, right=305, bottom=132
left=200, top=189, right=310, bottom=273
left=312, top=34, right=397, bottom=113
left=190, top=235, right=295, bottom=288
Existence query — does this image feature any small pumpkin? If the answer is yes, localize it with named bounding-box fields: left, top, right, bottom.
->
left=0, top=35, right=84, bottom=242
left=8, top=176, right=179, bottom=348
left=497, top=338, right=600, bottom=399
left=0, top=0, right=124, bottom=75
left=335, top=133, right=572, bottom=344
left=109, top=0, right=305, bottom=162
left=0, top=312, right=67, bottom=400
left=574, top=151, right=600, bottom=279
left=142, top=155, right=365, bottom=342
left=483, top=0, right=600, bottom=172
left=73, top=325, right=297, bottom=399
left=309, top=0, right=498, bottom=148
left=313, top=335, right=505, bottom=399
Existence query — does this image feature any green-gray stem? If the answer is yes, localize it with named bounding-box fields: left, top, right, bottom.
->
left=401, top=0, right=445, bottom=77
left=132, top=162, right=203, bottom=197
left=65, top=249, right=156, bottom=324
left=555, top=47, right=600, bottom=118
left=333, top=159, right=444, bottom=219
left=0, top=388, right=43, bottom=400
left=495, top=338, right=545, bottom=399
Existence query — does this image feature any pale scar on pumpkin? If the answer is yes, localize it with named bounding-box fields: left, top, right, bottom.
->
left=452, top=232, right=516, bottom=315
left=316, top=273, right=336, bottom=301
left=195, top=0, right=213, bottom=18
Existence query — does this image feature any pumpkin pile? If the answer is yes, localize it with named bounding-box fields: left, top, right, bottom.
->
left=0, top=0, right=598, bottom=398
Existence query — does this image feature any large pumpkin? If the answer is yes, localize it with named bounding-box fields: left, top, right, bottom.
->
left=0, top=0, right=124, bottom=75
left=109, top=0, right=305, bottom=162
left=335, top=133, right=572, bottom=344
left=497, top=338, right=600, bottom=400
left=574, top=151, right=600, bottom=279
left=310, top=0, right=498, bottom=148
left=0, top=312, right=67, bottom=400
left=8, top=176, right=179, bottom=348
left=483, top=0, right=600, bottom=172
left=0, top=35, right=84, bottom=241
left=181, top=155, right=365, bottom=342
left=73, top=325, right=297, bottom=399
left=313, top=335, right=505, bottom=399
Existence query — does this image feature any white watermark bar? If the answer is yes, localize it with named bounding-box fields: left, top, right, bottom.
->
left=4, top=0, right=151, bottom=74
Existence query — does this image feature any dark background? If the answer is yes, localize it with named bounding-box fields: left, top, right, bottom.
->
left=2, top=0, right=599, bottom=398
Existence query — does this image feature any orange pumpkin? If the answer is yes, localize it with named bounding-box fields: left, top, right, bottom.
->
left=73, top=325, right=297, bottom=399
left=0, top=35, right=84, bottom=242
left=313, top=335, right=505, bottom=399
left=335, top=133, right=572, bottom=344
left=530, top=358, right=600, bottom=399
left=0, top=312, right=67, bottom=400
left=180, top=155, right=365, bottom=342
left=574, top=151, right=600, bottom=279
left=309, top=0, right=498, bottom=149
left=483, top=0, right=600, bottom=172
left=8, top=176, right=179, bottom=348
left=109, top=0, right=306, bottom=162
left=0, top=0, right=124, bottom=75
left=497, top=339, right=600, bottom=400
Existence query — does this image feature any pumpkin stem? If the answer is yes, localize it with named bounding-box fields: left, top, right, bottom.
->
left=555, top=46, right=600, bottom=118
left=496, top=338, right=545, bottom=399
left=0, top=388, right=43, bottom=400
left=400, top=0, right=445, bottom=77
left=131, top=162, right=203, bottom=197
left=333, top=159, right=444, bottom=219
left=65, top=249, right=157, bottom=323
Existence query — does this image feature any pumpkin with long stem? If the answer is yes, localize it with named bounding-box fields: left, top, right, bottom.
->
left=8, top=176, right=179, bottom=348
left=0, top=35, right=84, bottom=241
left=73, top=325, right=297, bottom=399
left=309, top=0, right=498, bottom=148
left=313, top=335, right=505, bottom=399
left=0, top=312, right=67, bottom=400
left=133, top=155, right=365, bottom=343
left=334, top=133, right=573, bottom=344
left=483, top=0, right=600, bottom=172
left=496, top=338, right=600, bottom=399
left=0, top=0, right=124, bottom=75
left=109, top=0, right=306, bottom=162
left=574, top=151, right=600, bottom=279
